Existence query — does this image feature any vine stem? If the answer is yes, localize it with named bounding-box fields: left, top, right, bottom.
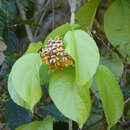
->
left=67, top=0, right=76, bottom=130
left=67, top=0, right=76, bottom=24
left=16, top=1, right=34, bottom=42
left=69, top=120, right=73, bottom=130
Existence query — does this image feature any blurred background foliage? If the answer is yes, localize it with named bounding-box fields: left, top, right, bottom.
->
left=0, top=0, right=130, bottom=129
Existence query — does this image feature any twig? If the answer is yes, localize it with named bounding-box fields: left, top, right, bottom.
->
left=0, top=24, right=23, bottom=30
left=92, top=31, right=110, bottom=50
left=16, top=1, right=34, bottom=42
left=52, top=0, right=55, bottom=29
left=34, top=0, right=50, bottom=38
left=68, top=0, right=76, bottom=24
left=119, top=120, right=130, bottom=128
left=84, top=118, right=103, bottom=129
left=125, top=97, right=130, bottom=104
left=69, top=120, right=73, bottom=130
left=92, top=30, right=128, bottom=64
left=67, top=1, right=76, bottom=129
left=33, top=0, right=46, bottom=21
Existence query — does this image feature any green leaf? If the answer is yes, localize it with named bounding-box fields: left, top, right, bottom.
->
left=4, top=29, right=19, bottom=54
left=8, top=73, right=31, bottom=110
left=91, top=80, right=100, bottom=99
left=76, top=0, right=100, bottom=31
left=4, top=101, right=32, bottom=130
left=0, top=0, right=17, bottom=20
left=64, top=30, right=99, bottom=86
left=39, top=64, right=49, bottom=85
left=117, top=42, right=130, bottom=58
left=9, top=53, right=42, bottom=111
left=16, top=116, right=53, bottom=130
left=24, top=42, right=49, bottom=85
left=19, top=0, right=29, bottom=7
left=49, top=69, right=91, bottom=128
left=44, top=24, right=80, bottom=45
left=25, top=42, right=43, bottom=54
left=95, top=65, right=124, bottom=129
left=104, top=0, right=130, bottom=46
left=101, top=53, right=123, bottom=80
left=0, top=10, right=7, bottom=27
left=40, top=104, right=66, bottom=121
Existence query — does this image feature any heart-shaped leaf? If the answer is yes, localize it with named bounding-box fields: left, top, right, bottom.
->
left=44, top=24, right=80, bottom=45
left=49, top=69, right=91, bottom=128
left=95, top=65, right=124, bottom=129
left=64, top=30, right=99, bottom=86
left=25, top=42, right=43, bottom=55
left=8, top=73, right=31, bottom=110
left=76, top=0, right=100, bottom=31
left=104, top=0, right=130, bottom=46
left=9, top=53, right=42, bottom=111
left=101, top=53, right=123, bottom=80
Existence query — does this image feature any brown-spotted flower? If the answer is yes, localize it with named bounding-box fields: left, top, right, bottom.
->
left=40, top=37, right=74, bottom=70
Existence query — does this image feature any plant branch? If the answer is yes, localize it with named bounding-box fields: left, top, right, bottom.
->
left=69, top=120, right=73, bottom=130
left=68, top=1, right=76, bottom=129
left=119, top=120, right=130, bottom=128
left=16, top=1, right=34, bottom=42
left=68, top=0, right=76, bottom=24
left=67, top=1, right=76, bottom=128
left=52, top=0, right=55, bottom=29
left=84, top=118, right=103, bottom=129
left=34, top=0, right=50, bottom=38
left=125, top=97, right=130, bottom=104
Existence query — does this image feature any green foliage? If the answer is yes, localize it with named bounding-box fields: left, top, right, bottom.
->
left=8, top=73, right=30, bottom=109
left=0, top=2, right=19, bottom=54
left=104, top=0, right=130, bottom=46
left=0, top=9, right=7, bottom=29
left=95, top=65, right=124, bottom=129
left=16, top=116, right=53, bottom=130
left=39, top=64, right=49, bottom=85
left=101, top=53, right=123, bottom=80
left=4, top=101, right=32, bottom=130
left=117, top=42, right=130, bottom=58
left=76, top=0, right=100, bottom=31
left=1, top=0, right=128, bottom=129
left=0, top=0, right=17, bottom=20
left=3, top=29, right=19, bottom=54
left=19, top=0, right=29, bottom=7
left=44, top=24, right=80, bottom=45
left=8, top=53, right=42, bottom=111
left=24, top=42, right=49, bottom=85
left=64, top=30, right=99, bottom=86
left=25, top=42, right=43, bottom=54
left=49, top=68, right=91, bottom=128
left=104, top=0, right=130, bottom=70
left=40, top=104, right=66, bottom=121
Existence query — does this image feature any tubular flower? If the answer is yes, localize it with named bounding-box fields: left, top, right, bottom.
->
left=40, top=37, right=74, bottom=70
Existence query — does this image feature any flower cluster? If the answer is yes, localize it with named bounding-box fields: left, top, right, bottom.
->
left=40, top=37, right=74, bottom=70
